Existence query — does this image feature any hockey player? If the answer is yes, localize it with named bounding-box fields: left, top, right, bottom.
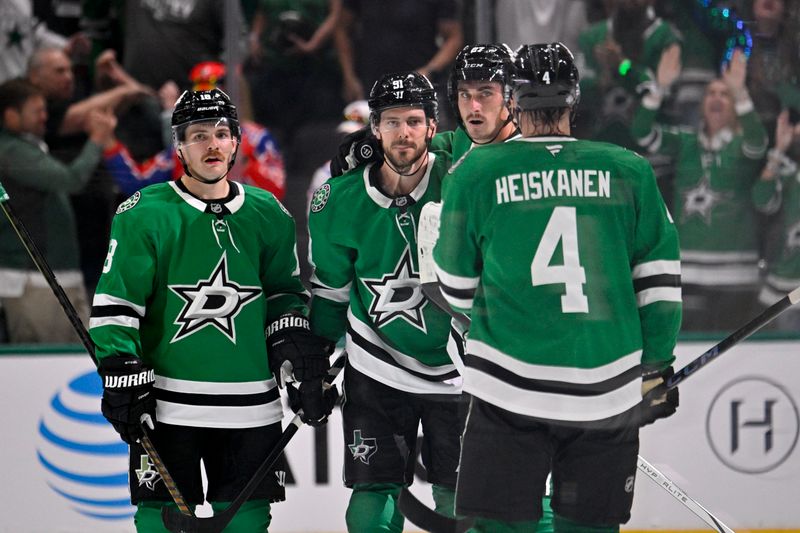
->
left=433, top=43, right=518, bottom=159
left=330, top=43, right=518, bottom=176
left=307, top=72, right=462, bottom=532
left=90, top=88, right=334, bottom=532
left=434, top=43, right=682, bottom=532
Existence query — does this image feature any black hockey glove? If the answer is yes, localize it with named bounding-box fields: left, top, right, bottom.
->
left=639, top=365, right=679, bottom=427
left=266, top=313, right=334, bottom=386
left=98, top=355, right=157, bottom=444
left=287, top=378, right=339, bottom=427
left=329, top=126, right=383, bottom=177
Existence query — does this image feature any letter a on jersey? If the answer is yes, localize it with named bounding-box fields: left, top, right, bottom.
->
left=169, top=252, right=261, bottom=343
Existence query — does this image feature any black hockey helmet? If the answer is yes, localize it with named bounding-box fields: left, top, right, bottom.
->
left=447, top=44, right=514, bottom=122
left=171, top=88, right=240, bottom=143
left=510, top=43, right=580, bottom=111
left=368, top=71, right=438, bottom=125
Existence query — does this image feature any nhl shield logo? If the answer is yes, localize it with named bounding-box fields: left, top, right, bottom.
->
left=311, top=183, right=331, bottom=213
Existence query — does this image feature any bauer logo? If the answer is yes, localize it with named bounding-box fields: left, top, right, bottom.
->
left=37, top=370, right=135, bottom=520
left=706, top=376, right=799, bottom=474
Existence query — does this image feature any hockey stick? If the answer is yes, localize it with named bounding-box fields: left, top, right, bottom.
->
left=657, top=285, right=800, bottom=394
left=161, top=353, right=347, bottom=533
left=0, top=181, right=194, bottom=516
left=398, top=457, right=737, bottom=533
left=637, top=456, right=735, bottom=533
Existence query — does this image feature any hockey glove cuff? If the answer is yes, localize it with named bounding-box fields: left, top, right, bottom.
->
left=98, top=355, right=157, bottom=444
left=639, top=365, right=679, bottom=427
left=329, top=126, right=383, bottom=177
left=266, top=313, right=335, bottom=387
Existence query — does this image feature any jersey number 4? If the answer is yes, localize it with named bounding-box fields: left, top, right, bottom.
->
left=531, top=207, right=588, bottom=313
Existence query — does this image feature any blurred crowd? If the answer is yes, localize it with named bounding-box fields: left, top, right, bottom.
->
left=1, top=0, right=799, bottom=343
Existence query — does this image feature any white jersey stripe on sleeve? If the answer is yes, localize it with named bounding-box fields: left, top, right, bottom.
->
left=92, top=293, right=145, bottom=316
left=637, top=287, right=682, bottom=307
left=632, top=260, right=681, bottom=279
left=89, top=316, right=140, bottom=329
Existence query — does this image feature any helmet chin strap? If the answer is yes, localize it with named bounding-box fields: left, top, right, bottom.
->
left=469, top=112, right=515, bottom=145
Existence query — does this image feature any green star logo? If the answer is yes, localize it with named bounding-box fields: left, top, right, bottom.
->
left=7, top=25, right=25, bottom=49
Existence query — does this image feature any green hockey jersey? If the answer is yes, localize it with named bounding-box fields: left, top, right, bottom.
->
left=431, top=128, right=475, bottom=163
left=308, top=152, right=461, bottom=395
left=433, top=137, right=681, bottom=422
left=753, top=164, right=800, bottom=305
left=632, top=98, right=768, bottom=287
left=90, top=180, right=308, bottom=429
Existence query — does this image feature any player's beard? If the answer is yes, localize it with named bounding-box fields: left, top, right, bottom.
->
left=385, top=139, right=427, bottom=175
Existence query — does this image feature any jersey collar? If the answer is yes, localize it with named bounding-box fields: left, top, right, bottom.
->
left=512, top=136, right=577, bottom=143
left=363, top=152, right=437, bottom=209
left=169, top=180, right=246, bottom=214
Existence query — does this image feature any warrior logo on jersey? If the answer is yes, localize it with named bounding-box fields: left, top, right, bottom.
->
left=135, top=454, right=162, bottom=491
left=362, top=247, right=428, bottom=332
left=311, top=184, right=331, bottom=213
left=348, top=430, right=378, bottom=464
left=169, top=252, right=262, bottom=343
left=116, top=191, right=141, bottom=214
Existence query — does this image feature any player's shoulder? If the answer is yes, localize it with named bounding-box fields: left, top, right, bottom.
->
left=431, top=130, right=455, bottom=153
left=112, top=182, right=174, bottom=217
left=308, top=165, right=365, bottom=217
left=239, top=182, right=293, bottom=219
left=574, top=139, right=655, bottom=175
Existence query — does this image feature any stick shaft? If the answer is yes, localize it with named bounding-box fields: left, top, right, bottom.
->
left=1, top=187, right=192, bottom=516
left=637, top=456, right=735, bottom=533
left=665, top=287, right=799, bottom=391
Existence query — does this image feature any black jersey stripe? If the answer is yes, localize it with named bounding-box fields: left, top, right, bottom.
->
left=633, top=273, right=681, bottom=292
left=450, top=327, right=465, bottom=360
left=439, top=283, right=476, bottom=301
left=154, top=387, right=279, bottom=407
left=347, top=324, right=460, bottom=382
left=465, top=354, right=642, bottom=396
left=91, top=304, right=143, bottom=318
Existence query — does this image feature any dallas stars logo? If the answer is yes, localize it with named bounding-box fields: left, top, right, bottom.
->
left=681, top=179, right=732, bottom=224
left=169, top=252, right=261, bottom=343
left=6, top=24, right=25, bottom=49
left=135, top=455, right=162, bottom=491
left=362, top=247, right=428, bottom=332
left=349, top=430, right=378, bottom=464
left=785, top=221, right=800, bottom=252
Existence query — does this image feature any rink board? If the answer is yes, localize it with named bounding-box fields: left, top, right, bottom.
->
left=0, top=340, right=798, bottom=533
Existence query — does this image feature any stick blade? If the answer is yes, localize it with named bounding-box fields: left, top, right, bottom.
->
left=398, top=488, right=474, bottom=533
left=161, top=506, right=232, bottom=533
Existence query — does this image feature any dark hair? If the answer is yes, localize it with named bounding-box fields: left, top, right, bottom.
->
left=0, top=78, right=42, bottom=123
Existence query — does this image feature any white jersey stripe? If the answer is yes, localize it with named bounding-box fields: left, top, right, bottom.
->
left=156, top=399, right=284, bottom=428
left=637, top=287, right=682, bottom=307
left=89, top=316, right=140, bottom=329
left=434, top=264, right=480, bottom=290
left=346, top=332, right=461, bottom=395
left=156, top=376, right=277, bottom=394
left=92, top=293, right=145, bottom=316
left=632, top=260, right=681, bottom=279
left=347, top=310, right=457, bottom=377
